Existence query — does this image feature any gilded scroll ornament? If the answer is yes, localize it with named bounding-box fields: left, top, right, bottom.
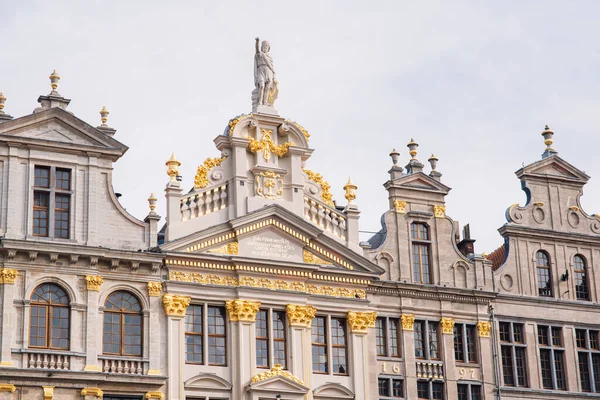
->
left=303, top=168, right=334, bottom=206
left=401, top=314, right=415, bottom=331
left=0, top=384, right=15, bottom=392
left=394, top=200, right=407, bottom=214
left=227, top=114, right=251, bottom=136
left=162, top=294, right=191, bottom=317
left=440, top=317, right=455, bottom=334
left=477, top=321, right=492, bottom=338
left=145, top=392, right=164, bottom=400
left=251, top=363, right=305, bottom=386
left=287, top=120, right=311, bottom=141
left=303, top=249, right=332, bottom=265
left=433, top=205, right=446, bottom=218
left=225, top=299, right=261, bottom=322
left=256, top=170, right=283, bottom=199
left=80, top=388, right=103, bottom=397
left=347, top=311, right=377, bottom=334
left=286, top=304, right=317, bottom=327
left=147, top=282, right=163, bottom=297
left=85, top=275, right=103, bottom=291
left=206, top=241, right=239, bottom=255
left=194, top=156, right=227, bottom=189
left=247, top=129, right=294, bottom=162
left=0, top=268, right=18, bottom=284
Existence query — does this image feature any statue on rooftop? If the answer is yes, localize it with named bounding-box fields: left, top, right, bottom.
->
left=252, top=37, right=278, bottom=111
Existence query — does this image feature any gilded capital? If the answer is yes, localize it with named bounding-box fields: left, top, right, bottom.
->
left=162, top=294, right=191, bottom=317
left=433, top=205, right=446, bottom=218
left=347, top=311, right=377, bottom=334
left=477, top=321, right=492, bottom=338
left=80, top=388, right=103, bottom=397
left=394, top=200, right=407, bottom=213
left=401, top=314, right=415, bottom=331
left=147, top=282, right=162, bottom=297
left=43, top=386, right=54, bottom=400
left=225, top=299, right=261, bottom=322
left=286, top=304, right=317, bottom=328
left=85, top=275, right=103, bottom=291
left=440, top=317, right=455, bottom=334
left=0, top=268, right=18, bottom=284
left=145, top=392, right=164, bottom=400
left=0, top=384, right=16, bottom=392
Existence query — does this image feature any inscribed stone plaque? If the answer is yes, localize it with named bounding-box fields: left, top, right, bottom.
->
left=239, top=229, right=303, bottom=263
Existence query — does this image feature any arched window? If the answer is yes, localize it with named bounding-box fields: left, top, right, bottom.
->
left=103, top=291, right=142, bottom=356
left=411, top=223, right=431, bottom=284
left=573, top=255, right=589, bottom=300
left=29, top=283, right=70, bottom=349
left=536, top=251, right=553, bottom=297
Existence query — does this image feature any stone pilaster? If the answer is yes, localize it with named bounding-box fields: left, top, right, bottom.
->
left=147, top=284, right=162, bottom=375
left=401, top=314, right=417, bottom=399
left=348, top=311, right=376, bottom=400
left=286, top=304, right=316, bottom=399
left=164, top=182, right=182, bottom=242
left=0, top=269, right=18, bottom=366
left=226, top=300, right=261, bottom=399
left=84, top=275, right=103, bottom=372
left=163, top=294, right=190, bottom=400
left=477, top=321, right=495, bottom=396
left=440, top=318, right=457, bottom=399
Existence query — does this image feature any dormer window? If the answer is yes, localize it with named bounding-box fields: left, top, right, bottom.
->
left=411, top=223, right=431, bottom=284
left=33, top=165, right=71, bottom=239
left=536, top=251, right=553, bottom=297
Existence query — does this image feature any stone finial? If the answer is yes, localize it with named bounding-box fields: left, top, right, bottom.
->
left=49, top=69, right=60, bottom=94
left=0, top=93, right=6, bottom=114
left=389, top=148, right=400, bottom=165
left=166, top=153, right=181, bottom=182
left=148, top=192, right=157, bottom=212
left=407, top=138, right=419, bottom=160
left=541, top=124, right=558, bottom=159
left=100, top=106, right=109, bottom=127
left=343, top=177, right=358, bottom=205
left=428, top=154, right=438, bottom=171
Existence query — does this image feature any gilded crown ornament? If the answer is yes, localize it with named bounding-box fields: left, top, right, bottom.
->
left=347, top=311, right=377, bottom=334
left=286, top=304, right=317, bottom=327
left=85, top=275, right=103, bottom=291
left=165, top=153, right=181, bottom=182
left=162, top=294, right=191, bottom=317
left=100, top=106, right=109, bottom=127
left=343, top=178, right=358, bottom=205
left=225, top=299, right=261, bottom=322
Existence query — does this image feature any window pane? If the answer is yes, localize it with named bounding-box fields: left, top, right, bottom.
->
left=540, top=349, right=553, bottom=389
left=431, top=382, right=444, bottom=399
left=576, top=329, right=587, bottom=349
left=579, top=352, right=591, bottom=392
left=392, top=379, right=403, bottom=397
left=513, top=324, right=524, bottom=343
left=33, top=192, right=49, bottom=236
left=454, top=324, right=464, bottom=362
left=428, top=323, right=439, bottom=359
left=515, top=347, right=528, bottom=387
left=390, top=318, right=400, bottom=357
left=34, top=166, right=50, bottom=188
left=470, top=385, right=481, bottom=400
left=54, top=194, right=70, bottom=238
left=551, top=327, right=562, bottom=347
left=378, top=378, right=390, bottom=396
left=185, top=334, right=203, bottom=364
left=376, top=318, right=386, bottom=356
left=55, top=168, right=71, bottom=190
left=417, top=381, right=429, bottom=399
left=592, top=354, right=600, bottom=392
left=590, top=331, right=599, bottom=350
left=466, top=325, right=477, bottom=363
left=538, top=325, right=549, bottom=346
left=331, top=318, right=347, bottom=374
left=501, top=346, right=514, bottom=386
left=554, top=351, right=566, bottom=390
left=273, top=311, right=286, bottom=368
left=457, top=384, right=468, bottom=400
left=207, top=306, right=226, bottom=365
left=29, top=305, right=48, bottom=348
left=499, top=322, right=510, bottom=342
left=414, top=321, right=425, bottom=358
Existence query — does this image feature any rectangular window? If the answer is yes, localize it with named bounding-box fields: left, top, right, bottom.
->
left=417, top=380, right=444, bottom=399
left=576, top=328, right=600, bottom=392
left=273, top=311, right=287, bottom=368
left=312, top=316, right=327, bottom=373
left=414, top=320, right=439, bottom=360
left=331, top=318, right=348, bottom=375
left=457, top=384, right=481, bottom=400
left=33, top=165, right=72, bottom=239
left=207, top=306, right=226, bottom=366
left=378, top=377, right=404, bottom=398
left=256, top=310, right=269, bottom=368
left=376, top=317, right=401, bottom=358
left=499, top=322, right=528, bottom=387
left=411, top=223, right=431, bottom=284
left=537, top=325, right=566, bottom=390
left=377, top=318, right=386, bottom=356
left=185, top=305, right=203, bottom=364
left=454, top=323, right=477, bottom=363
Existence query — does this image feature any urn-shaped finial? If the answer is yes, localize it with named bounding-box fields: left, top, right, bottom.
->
left=148, top=193, right=157, bottom=212
left=49, top=69, right=60, bottom=92
left=407, top=138, right=419, bottom=160
left=100, top=106, right=110, bottom=127
left=0, top=93, right=5, bottom=115
left=343, top=177, right=358, bottom=205
left=428, top=154, right=439, bottom=171
left=166, top=153, right=181, bottom=182
left=389, top=148, right=400, bottom=165
left=541, top=124, right=557, bottom=159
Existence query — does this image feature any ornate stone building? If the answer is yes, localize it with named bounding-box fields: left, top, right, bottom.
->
left=0, top=44, right=598, bottom=400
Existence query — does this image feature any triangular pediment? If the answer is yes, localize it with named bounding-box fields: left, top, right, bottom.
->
left=518, top=155, right=590, bottom=183
left=0, top=107, right=127, bottom=157
left=390, top=172, right=451, bottom=194
left=249, top=375, right=309, bottom=394
left=161, top=204, right=384, bottom=276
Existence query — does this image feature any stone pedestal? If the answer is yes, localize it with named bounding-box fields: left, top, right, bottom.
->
left=0, top=271, right=17, bottom=366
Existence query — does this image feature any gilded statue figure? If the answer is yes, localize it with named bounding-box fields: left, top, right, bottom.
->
left=252, top=37, right=278, bottom=110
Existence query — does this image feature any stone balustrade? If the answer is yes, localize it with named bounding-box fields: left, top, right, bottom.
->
left=180, top=184, right=228, bottom=221
left=24, top=350, right=74, bottom=370
left=99, top=355, right=147, bottom=375
left=303, top=196, right=347, bottom=239
left=415, top=360, right=444, bottom=380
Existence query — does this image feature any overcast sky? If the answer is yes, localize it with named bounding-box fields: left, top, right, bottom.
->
left=3, top=1, right=600, bottom=252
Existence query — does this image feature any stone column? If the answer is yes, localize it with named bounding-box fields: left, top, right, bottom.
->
left=147, top=283, right=163, bottom=375
left=401, top=314, right=416, bottom=399
left=347, top=311, right=377, bottom=400
left=476, top=321, right=495, bottom=397
left=83, top=276, right=103, bottom=372
left=524, top=322, right=540, bottom=388
left=226, top=300, right=261, bottom=399
left=163, top=294, right=191, bottom=400
left=0, top=269, right=18, bottom=367
left=286, top=305, right=317, bottom=399
left=440, top=318, right=457, bottom=399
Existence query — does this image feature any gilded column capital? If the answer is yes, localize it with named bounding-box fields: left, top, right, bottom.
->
left=145, top=392, right=164, bottom=400
left=0, top=268, right=18, bottom=284
left=85, top=275, right=103, bottom=291
left=0, top=384, right=15, bottom=392
left=347, top=311, right=377, bottom=334
left=162, top=294, right=191, bottom=318
left=147, top=282, right=162, bottom=297
left=401, top=314, right=415, bottom=331
left=286, top=304, right=317, bottom=328
left=477, top=321, right=492, bottom=338
left=43, top=386, right=54, bottom=400
left=225, top=299, right=261, bottom=322
left=440, top=317, right=455, bottom=334
left=394, top=200, right=407, bottom=213
left=80, top=388, right=103, bottom=397
left=433, top=205, right=446, bottom=218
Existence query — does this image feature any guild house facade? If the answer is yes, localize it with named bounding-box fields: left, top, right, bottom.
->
left=0, top=40, right=597, bottom=400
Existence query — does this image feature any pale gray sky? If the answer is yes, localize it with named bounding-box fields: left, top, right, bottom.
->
left=3, top=1, right=600, bottom=252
